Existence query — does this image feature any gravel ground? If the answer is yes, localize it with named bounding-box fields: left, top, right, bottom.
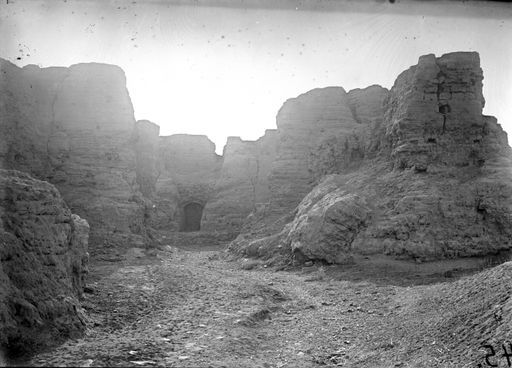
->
left=26, top=246, right=512, bottom=368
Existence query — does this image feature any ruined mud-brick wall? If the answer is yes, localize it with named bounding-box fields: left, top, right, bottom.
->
left=0, top=56, right=275, bottom=248
left=384, top=52, right=504, bottom=171
left=0, top=170, right=89, bottom=357
left=201, top=130, right=277, bottom=236
left=265, top=86, right=389, bottom=220
left=230, top=85, right=389, bottom=251
left=3, top=52, right=510, bottom=264
left=134, top=120, right=160, bottom=198
left=231, top=51, right=512, bottom=263
left=348, top=51, right=512, bottom=259
left=0, top=59, right=149, bottom=257
left=267, top=87, right=359, bottom=217
left=151, top=134, right=222, bottom=231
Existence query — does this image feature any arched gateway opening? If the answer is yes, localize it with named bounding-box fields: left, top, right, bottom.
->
left=180, top=202, right=204, bottom=232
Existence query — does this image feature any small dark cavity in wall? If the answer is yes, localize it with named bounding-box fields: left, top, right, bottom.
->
left=439, top=104, right=451, bottom=134
left=439, top=104, right=451, bottom=114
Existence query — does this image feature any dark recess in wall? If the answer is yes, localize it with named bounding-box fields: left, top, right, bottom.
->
left=180, top=202, right=204, bottom=232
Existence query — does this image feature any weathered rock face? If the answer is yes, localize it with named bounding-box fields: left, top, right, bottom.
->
left=310, top=85, right=390, bottom=176
left=267, top=87, right=361, bottom=217
left=0, top=59, right=147, bottom=256
left=134, top=120, right=160, bottom=198
left=286, top=178, right=372, bottom=264
left=232, top=52, right=512, bottom=264
left=347, top=85, right=389, bottom=126
left=384, top=52, right=501, bottom=172
left=259, top=85, right=389, bottom=224
left=201, top=137, right=259, bottom=235
left=201, top=130, right=277, bottom=236
left=228, top=85, right=389, bottom=255
left=347, top=85, right=390, bottom=156
left=0, top=170, right=88, bottom=356
left=151, top=134, right=222, bottom=231
left=2, top=51, right=510, bottom=265
left=254, top=130, right=279, bottom=204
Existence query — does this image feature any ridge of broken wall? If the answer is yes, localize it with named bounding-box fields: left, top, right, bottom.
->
left=201, top=130, right=278, bottom=238
left=229, top=51, right=512, bottom=264
left=0, top=59, right=151, bottom=258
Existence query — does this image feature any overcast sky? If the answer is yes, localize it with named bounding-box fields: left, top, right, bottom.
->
left=1, top=0, right=511, bottom=153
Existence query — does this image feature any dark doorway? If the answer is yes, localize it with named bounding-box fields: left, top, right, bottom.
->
left=180, top=202, right=203, bottom=232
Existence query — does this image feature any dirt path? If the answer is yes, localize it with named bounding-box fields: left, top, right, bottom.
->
left=27, top=246, right=485, bottom=368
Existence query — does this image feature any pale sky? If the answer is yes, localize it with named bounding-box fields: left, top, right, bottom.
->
left=1, top=0, right=511, bottom=154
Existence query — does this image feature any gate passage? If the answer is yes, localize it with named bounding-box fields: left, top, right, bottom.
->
left=180, top=202, right=203, bottom=232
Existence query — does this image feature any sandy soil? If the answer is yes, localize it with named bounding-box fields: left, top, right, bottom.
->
left=25, top=245, right=503, bottom=368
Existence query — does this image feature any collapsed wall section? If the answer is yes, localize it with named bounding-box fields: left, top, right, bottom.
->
left=3, top=51, right=511, bottom=264
left=266, top=87, right=360, bottom=217
left=201, top=130, right=278, bottom=236
left=134, top=120, right=160, bottom=198
left=384, top=52, right=506, bottom=172
left=0, top=59, right=148, bottom=257
left=229, top=85, right=389, bottom=250
left=230, top=52, right=512, bottom=264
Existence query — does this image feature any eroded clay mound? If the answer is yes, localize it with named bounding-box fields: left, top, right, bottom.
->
left=285, top=163, right=512, bottom=263
left=0, top=170, right=89, bottom=357
left=232, top=52, right=512, bottom=264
